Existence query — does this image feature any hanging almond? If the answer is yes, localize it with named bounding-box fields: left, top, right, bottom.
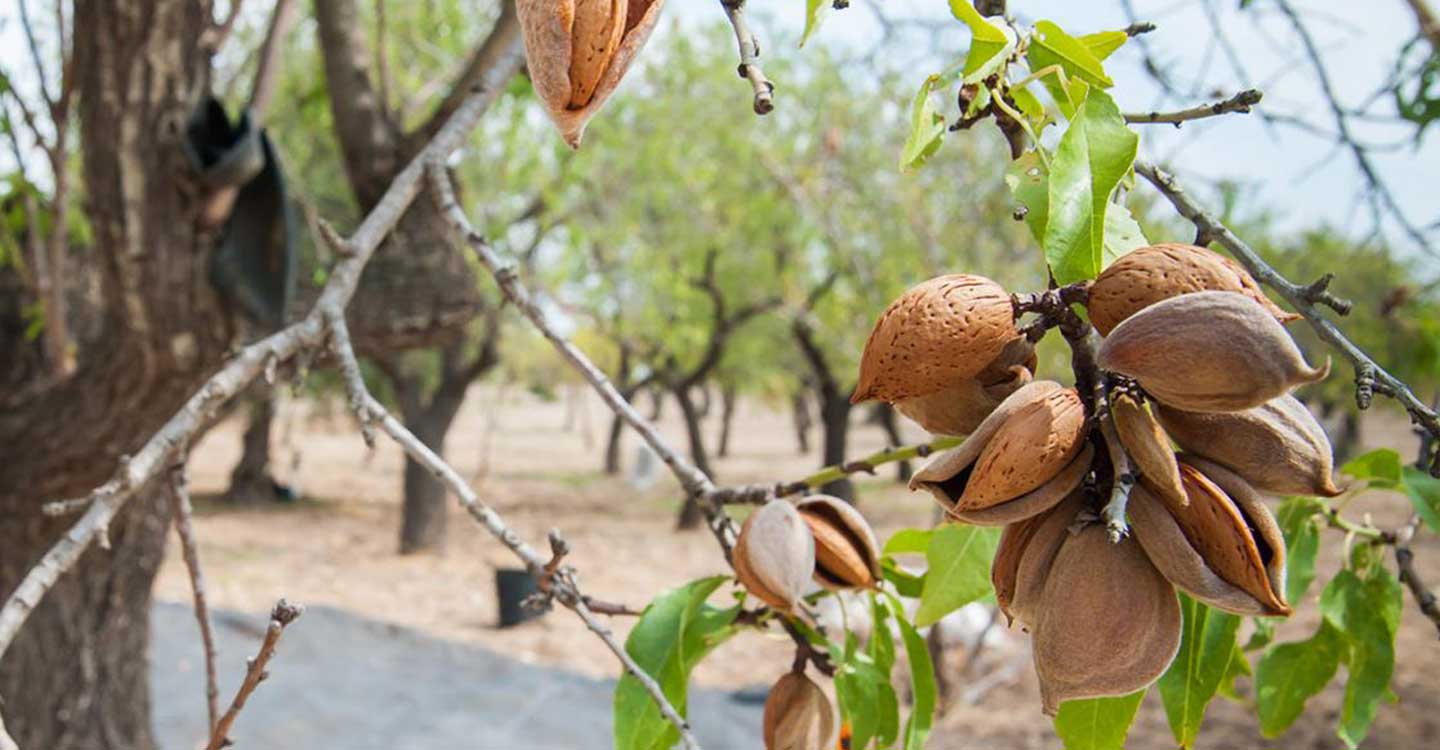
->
left=991, top=494, right=1084, bottom=627
left=1110, top=390, right=1187, bottom=508
left=1087, top=243, right=1298, bottom=335
left=1097, top=291, right=1329, bottom=413
left=515, top=0, right=667, bottom=147
left=1031, top=524, right=1182, bottom=715
left=910, top=381, right=1091, bottom=525
left=1154, top=394, right=1342, bottom=497
left=763, top=671, right=835, bottom=750
left=733, top=501, right=815, bottom=612
left=795, top=495, right=881, bottom=590
left=1128, top=457, right=1290, bottom=616
left=893, top=336, right=1037, bottom=436
left=852, top=275, right=1020, bottom=404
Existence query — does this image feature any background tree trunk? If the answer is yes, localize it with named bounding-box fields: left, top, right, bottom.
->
left=874, top=403, right=913, bottom=482
left=717, top=384, right=738, bottom=458
left=0, top=3, right=219, bottom=747
left=673, top=384, right=714, bottom=529
left=818, top=392, right=855, bottom=502
left=224, top=385, right=281, bottom=503
left=791, top=388, right=812, bottom=455
left=388, top=336, right=497, bottom=555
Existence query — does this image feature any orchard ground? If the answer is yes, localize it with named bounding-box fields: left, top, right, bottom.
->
left=152, top=385, right=1440, bottom=749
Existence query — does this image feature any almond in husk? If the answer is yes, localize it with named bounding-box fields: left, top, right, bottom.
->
left=796, top=495, right=881, bottom=590
left=1097, top=291, right=1328, bottom=413
left=733, top=500, right=815, bottom=612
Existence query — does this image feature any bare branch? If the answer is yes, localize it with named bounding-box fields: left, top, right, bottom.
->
left=16, top=0, right=54, bottom=107
left=351, top=385, right=703, bottom=748
left=711, top=435, right=963, bottom=506
left=206, top=599, right=304, bottom=750
left=720, top=1, right=775, bottom=115
left=247, top=0, right=300, bottom=119
left=1135, top=160, right=1440, bottom=475
left=200, top=0, right=247, bottom=53
left=1125, top=88, right=1263, bottom=125
left=1274, top=0, right=1437, bottom=259
left=1392, top=518, right=1440, bottom=638
left=427, top=164, right=736, bottom=550
left=407, top=1, right=524, bottom=150
left=167, top=461, right=221, bottom=736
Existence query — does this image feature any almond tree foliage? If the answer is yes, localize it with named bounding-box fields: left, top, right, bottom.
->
left=0, top=2, right=1437, bottom=750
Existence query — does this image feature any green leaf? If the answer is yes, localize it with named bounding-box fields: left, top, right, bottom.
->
left=1053, top=690, right=1146, bottom=750
left=614, top=577, right=738, bottom=750
left=1321, top=567, right=1403, bottom=747
left=1027, top=20, right=1115, bottom=89
left=949, top=1, right=1016, bottom=83
left=1277, top=496, right=1324, bottom=604
left=1005, top=150, right=1049, bottom=245
left=900, top=74, right=948, bottom=171
left=915, top=524, right=1001, bottom=627
left=1216, top=644, right=1251, bottom=702
left=1011, top=84, right=1048, bottom=126
left=835, top=628, right=897, bottom=750
left=1244, top=617, right=1276, bottom=652
left=1341, top=448, right=1403, bottom=488
left=1158, top=595, right=1242, bottom=748
left=1043, top=89, right=1138, bottom=284
left=884, top=528, right=934, bottom=556
left=894, top=605, right=937, bottom=749
left=1255, top=621, right=1345, bottom=737
left=1078, top=30, right=1129, bottom=61
left=800, top=0, right=830, bottom=47
left=1401, top=467, right=1440, bottom=533
left=1102, top=201, right=1148, bottom=268
left=881, top=558, right=926, bottom=598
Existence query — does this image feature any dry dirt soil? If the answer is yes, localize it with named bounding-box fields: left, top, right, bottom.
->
left=157, top=385, right=1440, bottom=748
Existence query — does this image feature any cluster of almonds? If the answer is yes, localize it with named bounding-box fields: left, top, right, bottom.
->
left=733, top=496, right=883, bottom=749
left=514, top=0, right=667, bottom=147
left=852, top=243, right=1338, bottom=714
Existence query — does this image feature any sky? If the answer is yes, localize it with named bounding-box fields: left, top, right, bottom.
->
left=2, top=0, right=1436, bottom=274
left=666, top=0, right=1440, bottom=274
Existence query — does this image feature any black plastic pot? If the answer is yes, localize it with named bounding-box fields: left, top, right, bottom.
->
left=496, top=568, right=543, bottom=628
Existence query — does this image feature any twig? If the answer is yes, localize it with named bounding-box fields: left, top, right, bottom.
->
left=1097, top=396, right=1134, bottom=543
left=246, top=0, right=299, bottom=118
left=206, top=599, right=304, bottom=750
left=426, top=163, right=737, bottom=552
left=710, top=435, right=964, bottom=506
left=1135, top=160, right=1440, bottom=476
left=720, top=0, right=774, bottom=115
left=1273, top=0, right=1437, bottom=259
left=200, top=0, right=247, bottom=53
left=1124, top=88, right=1263, bottom=125
left=347, top=385, right=702, bottom=748
left=166, top=462, right=220, bottom=736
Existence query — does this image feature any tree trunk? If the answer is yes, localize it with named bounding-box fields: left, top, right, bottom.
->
left=717, top=385, right=738, bottom=458
left=398, top=404, right=463, bottom=554
left=604, top=410, right=626, bottom=475
left=0, top=4, right=219, bottom=748
left=874, top=403, right=913, bottom=482
left=224, top=385, right=281, bottom=503
left=819, top=393, right=854, bottom=502
left=648, top=387, right=665, bottom=420
left=392, top=346, right=479, bottom=555
left=673, top=384, right=714, bottom=529
left=792, top=388, right=812, bottom=455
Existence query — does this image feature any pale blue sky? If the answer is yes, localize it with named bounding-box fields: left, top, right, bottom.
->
left=665, top=0, right=1440, bottom=274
